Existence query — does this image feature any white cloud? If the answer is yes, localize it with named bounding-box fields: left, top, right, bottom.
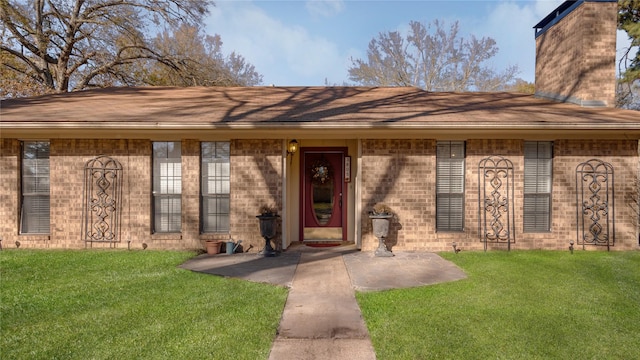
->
left=204, top=0, right=632, bottom=87
left=305, top=0, right=345, bottom=17
left=481, top=0, right=563, bottom=82
left=205, top=2, right=348, bottom=86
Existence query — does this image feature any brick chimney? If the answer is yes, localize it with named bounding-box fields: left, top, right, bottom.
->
left=534, top=0, right=618, bottom=107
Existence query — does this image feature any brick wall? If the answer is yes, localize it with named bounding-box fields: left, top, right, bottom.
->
left=361, top=138, right=639, bottom=252
left=552, top=140, right=638, bottom=250
left=48, top=139, right=152, bottom=249
left=0, top=138, right=284, bottom=251
left=465, top=139, right=523, bottom=252
left=1, top=136, right=637, bottom=251
left=360, top=139, right=437, bottom=251
left=535, top=1, right=617, bottom=107
left=0, top=139, right=27, bottom=247
left=230, top=139, right=283, bottom=252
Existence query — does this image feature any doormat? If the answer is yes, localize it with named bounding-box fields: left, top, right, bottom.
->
left=305, top=243, right=341, bottom=248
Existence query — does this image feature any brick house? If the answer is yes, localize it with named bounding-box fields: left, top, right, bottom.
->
left=1, top=0, right=639, bottom=252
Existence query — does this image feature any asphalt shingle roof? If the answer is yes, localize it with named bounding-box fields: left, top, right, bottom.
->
left=1, top=87, right=639, bottom=138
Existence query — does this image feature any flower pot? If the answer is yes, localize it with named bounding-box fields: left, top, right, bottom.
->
left=205, top=240, right=222, bottom=255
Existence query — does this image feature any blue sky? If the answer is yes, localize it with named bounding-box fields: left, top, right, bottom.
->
left=205, top=0, right=633, bottom=87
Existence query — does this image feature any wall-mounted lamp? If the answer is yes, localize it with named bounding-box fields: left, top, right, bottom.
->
left=287, top=139, right=298, bottom=164
left=287, top=139, right=298, bottom=156
left=569, top=241, right=574, bottom=254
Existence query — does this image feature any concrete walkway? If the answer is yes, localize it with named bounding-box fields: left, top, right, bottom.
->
left=180, top=244, right=467, bottom=360
left=268, top=249, right=376, bottom=360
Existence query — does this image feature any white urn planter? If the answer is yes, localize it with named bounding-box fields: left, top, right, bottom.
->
left=370, top=212, right=394, bottom=257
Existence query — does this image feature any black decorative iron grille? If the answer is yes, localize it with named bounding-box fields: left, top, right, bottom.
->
left=82, top=155, right=123, bottom=245
left=575, top=159, right=615, bottom=250
left=478, top=156, right=515, bottom=251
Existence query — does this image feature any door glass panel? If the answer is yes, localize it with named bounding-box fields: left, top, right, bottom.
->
left=311, top=160, right=333, bottom=225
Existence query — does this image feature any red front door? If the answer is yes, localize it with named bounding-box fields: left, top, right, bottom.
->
left=300, top=148, right=346, bottom=241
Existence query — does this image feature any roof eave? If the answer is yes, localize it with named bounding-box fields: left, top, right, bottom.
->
left=2, top=122, right=639, bottom=141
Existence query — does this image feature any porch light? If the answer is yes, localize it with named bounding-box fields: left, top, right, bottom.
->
left=287, top=139, right=299, bottom=156
left=287, top=139, right=298, bottom=164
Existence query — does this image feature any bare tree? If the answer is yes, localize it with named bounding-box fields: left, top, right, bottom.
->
left=0, top=0, right=212, bottom=97
left=618, top=0, right=639, bottom=83
left=617, top=0, right=640, bottom=110
left=349, top=20, right=519, bottom=92
left=616, top=80, right=640, bottom=110
left=143, top=25, right=262, bottom=87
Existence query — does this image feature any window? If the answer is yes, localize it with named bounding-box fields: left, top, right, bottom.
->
left=152, top=142, right=181, bottom=233
left=524, top=142, right=552, bottom=232
left=436, top=141, right=465, bottom=231
left=21, top=141, right=50, bottom=233
left=201, top=142, right=230, bottom=233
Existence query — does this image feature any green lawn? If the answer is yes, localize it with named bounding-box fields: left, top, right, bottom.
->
left=0, top=250, right=288, bottom=360
left=3, top=249, right=639, bottom=360
left=357, top=250, right=640, bottom=360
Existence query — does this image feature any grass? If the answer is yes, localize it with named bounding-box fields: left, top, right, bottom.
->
left=3, top=249, right=639, bottom=360
left=357, top=250, right=640, bottom=360
left=0, top=250, right=288, bottom=360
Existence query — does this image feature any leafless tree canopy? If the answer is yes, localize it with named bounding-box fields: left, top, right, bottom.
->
left=348, top=20, right=519, bottom=92
left=0, top=0, right=259, bottom=97
left=143, top=24, right=262, bottom=87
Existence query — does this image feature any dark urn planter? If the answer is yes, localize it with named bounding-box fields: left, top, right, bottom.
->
left=257, top=213, right=279, bottom=257
left=370, top=213, right=394, bottom=257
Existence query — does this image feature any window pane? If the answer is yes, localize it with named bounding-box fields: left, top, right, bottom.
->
left=202, top=196, right=230, bottom=232
left=159, top=162, right=182, bottom=194
left=153, top=142, right=181, bottom=233
left=436, top=141, right=465, bottom=231
left=201, top=142, right=231, bottom=233
left=21, top=195, right=50, bottom=233
left=21, top=141, right=50, bottom=233
left=537, top=159, right=552, bottom=193
left=154, top=196, right=181, bottom=232
left=523, top=142, right=552, bottom=232
left=523, top=195, right=550, bottom=232
left=436, top=195, right=464, bottom=231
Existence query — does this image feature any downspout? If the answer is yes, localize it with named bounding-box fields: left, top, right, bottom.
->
left=127, top=139, right=131, bottom=250
left=282, top=139, right=288, bottom=250
left=355, top=139, right=363, bottom=249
